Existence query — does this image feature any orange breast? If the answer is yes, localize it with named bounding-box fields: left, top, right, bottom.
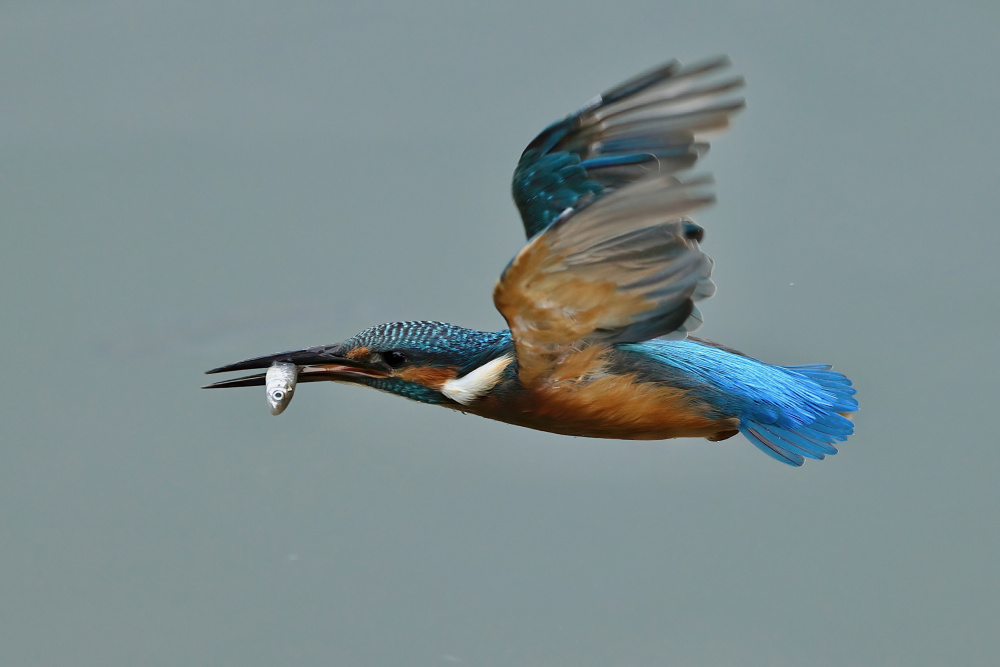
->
left=470, top=371, right=738, bottom=441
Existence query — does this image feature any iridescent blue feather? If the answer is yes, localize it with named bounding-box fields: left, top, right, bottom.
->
left=206, top=58, right=858, bottom=468
left=622, top=339, right=858, bottom=466
left=512, top=57, right=744, bottom=239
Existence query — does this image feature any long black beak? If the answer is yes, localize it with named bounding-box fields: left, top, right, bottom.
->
left=202, top=345, right=387, bottom=389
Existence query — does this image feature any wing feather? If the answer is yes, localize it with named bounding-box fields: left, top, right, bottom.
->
left=512, top=56, right=744, bottom=238
left=494, top=176, right=716, bottom=385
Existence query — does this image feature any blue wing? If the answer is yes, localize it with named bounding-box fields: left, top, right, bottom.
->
left=511, top=56, right=744, bottom=239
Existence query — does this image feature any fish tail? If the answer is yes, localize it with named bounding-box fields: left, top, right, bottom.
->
left=740, top=365, right=859, bottom=467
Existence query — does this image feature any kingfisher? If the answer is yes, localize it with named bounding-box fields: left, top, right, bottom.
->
left=205, top=57, right=858, bottom=466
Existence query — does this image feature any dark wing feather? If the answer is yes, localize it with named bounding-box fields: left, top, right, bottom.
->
left=512, top=56, right=744, bottom=239
left=494, top=176, right=717, bottom=386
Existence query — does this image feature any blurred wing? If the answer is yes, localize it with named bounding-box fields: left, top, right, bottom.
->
left=512, top=56, right=744, bottom=239
left=494, top=176, right=717, bottom=385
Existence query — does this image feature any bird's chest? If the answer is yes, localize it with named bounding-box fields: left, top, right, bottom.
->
left=468, top=372, right=736, bottom=440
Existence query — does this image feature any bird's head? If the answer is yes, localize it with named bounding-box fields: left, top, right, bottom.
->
left=204, top=322, right=514, bottom=406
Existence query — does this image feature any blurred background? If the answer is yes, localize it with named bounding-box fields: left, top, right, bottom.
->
left=3, top=1, right=999, bottom=665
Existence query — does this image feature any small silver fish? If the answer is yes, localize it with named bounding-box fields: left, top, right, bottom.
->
left=265, top=361, right=298, bottom=415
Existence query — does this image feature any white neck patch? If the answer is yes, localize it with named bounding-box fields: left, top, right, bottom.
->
left=441, top=354, right=514, bottom=405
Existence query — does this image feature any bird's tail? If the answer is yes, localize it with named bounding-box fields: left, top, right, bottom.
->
left=739, top=365, right=858, bottom=466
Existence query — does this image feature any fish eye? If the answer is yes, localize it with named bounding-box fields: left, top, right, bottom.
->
left=382, top=351, right=407, bottom=368
left=272, top=390, right=284, bottom=400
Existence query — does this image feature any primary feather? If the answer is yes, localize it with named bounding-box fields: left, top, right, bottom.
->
left=205, top=57, right=859, bottom=468
left=512, top=56, right=744, bottom=238
left=494, top=176, right=717, bottom=385
left=497, top=57, right=745, bottom=388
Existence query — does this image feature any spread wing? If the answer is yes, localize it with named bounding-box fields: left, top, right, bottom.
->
left=511, top=56, right=744, bottom=239
left=497, top=57, right=744, bottom=386
left=494, top=176, right=717, bottom=385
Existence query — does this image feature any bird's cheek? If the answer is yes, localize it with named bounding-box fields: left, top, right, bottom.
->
left=393, top=366, right=459, bottom=390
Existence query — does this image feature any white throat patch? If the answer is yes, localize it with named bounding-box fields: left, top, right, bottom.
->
left=441, top=354, right=514, bottom=405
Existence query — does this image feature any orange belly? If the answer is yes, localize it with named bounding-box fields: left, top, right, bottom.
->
left=467, top=372, right=739, bottom=440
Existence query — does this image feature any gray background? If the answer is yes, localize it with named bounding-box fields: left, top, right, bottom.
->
left=3, top=1, right=998, bottom=665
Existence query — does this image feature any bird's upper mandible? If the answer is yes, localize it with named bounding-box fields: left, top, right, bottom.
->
left=495, top=57, right=745, bottom=386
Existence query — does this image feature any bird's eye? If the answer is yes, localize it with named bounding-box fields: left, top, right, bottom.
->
left=382, top=351, right=407, bottom=368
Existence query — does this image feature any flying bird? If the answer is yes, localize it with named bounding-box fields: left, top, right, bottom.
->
left=205, top=57, right=858, bottom=466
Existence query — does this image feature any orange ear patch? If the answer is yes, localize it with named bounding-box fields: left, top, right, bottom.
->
left=395, top=365, right=459, bottom=389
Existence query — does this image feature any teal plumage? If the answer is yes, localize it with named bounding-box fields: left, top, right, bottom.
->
left=206, top=58, right=858, bottom=467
